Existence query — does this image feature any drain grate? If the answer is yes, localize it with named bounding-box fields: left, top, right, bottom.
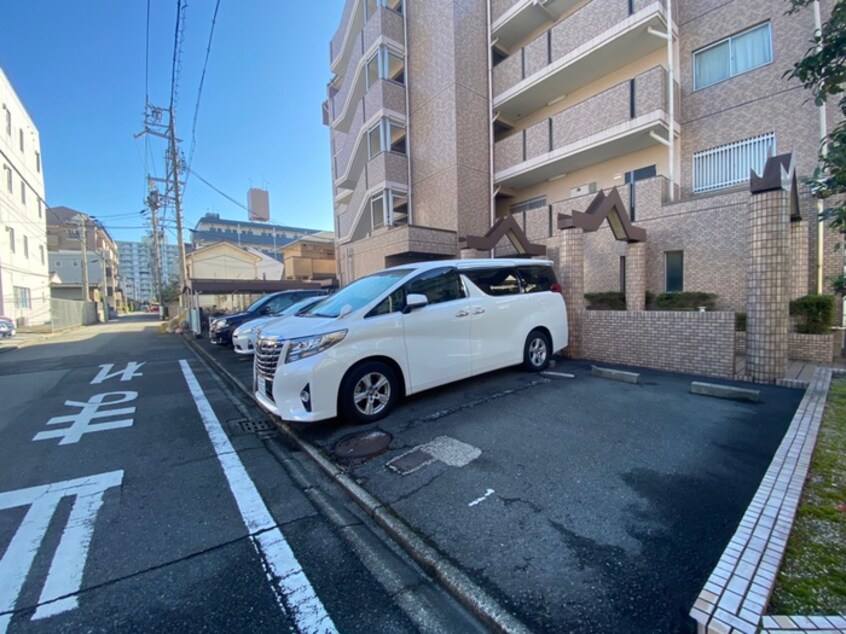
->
left=238, top=418, right=275, bottom=433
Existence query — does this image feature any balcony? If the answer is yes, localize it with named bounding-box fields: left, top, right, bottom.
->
left=332, top=81, right=407, bottom=185
left=491, top=0, right=581, bottom=50
left=493, top=0, right=669, bottom=119
left=335, top=152, right=408, bottom=243
left=330, top=0, right=363, bottom=73
left=494, top=66, right=675, bottom=189
left=329, top=7, right=405, bottom=129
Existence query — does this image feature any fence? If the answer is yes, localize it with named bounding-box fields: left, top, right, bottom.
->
left=693, top=132, right=775, bottom=193
left=49, top=299, right=97, bottom=332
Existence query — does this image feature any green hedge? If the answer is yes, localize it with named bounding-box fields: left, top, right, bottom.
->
left=789, top=294, right=835, bottom=334
left=584, top=292, right=626, bottom=310
left=650, top=292, right=717, bottom=311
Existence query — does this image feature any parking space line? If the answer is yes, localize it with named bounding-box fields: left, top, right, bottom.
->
left=179, top=360, right=337, bottom=634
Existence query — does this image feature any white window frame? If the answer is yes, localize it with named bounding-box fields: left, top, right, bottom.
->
left=693, top=22, right=772, bottom=90
left=370, top=189, right=409, bottom=230
left=365, top=46, right=405, bottom=90
left=367, top=117, right=406, bottom=159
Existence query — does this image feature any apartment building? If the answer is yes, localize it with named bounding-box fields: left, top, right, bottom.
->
left=326, top=0, right=842, bottom=309
left=280, top=231, right=337, bottom=282
left=191, top=213, right=321, bottom=262
left=0, top=66, right=49, bottom=326
left=116, top=238, right=181, bottom=304
left=47, top=206, right=121, bottom=311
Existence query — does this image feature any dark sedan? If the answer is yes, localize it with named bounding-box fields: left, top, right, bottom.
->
left=208, top=290, right=326, bottom=346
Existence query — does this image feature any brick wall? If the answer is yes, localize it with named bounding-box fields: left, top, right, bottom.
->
left=789, top=333, right=834, bottom=364
left=581, top=310, right=736, bottom=377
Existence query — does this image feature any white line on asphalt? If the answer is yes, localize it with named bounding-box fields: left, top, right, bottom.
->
left=0, top=470, right=123, bottom=633
left=179, top=360, right=337, bottom=634
left=468, top=489, right=495, bottom=507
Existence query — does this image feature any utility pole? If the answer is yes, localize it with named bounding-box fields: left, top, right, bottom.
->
left=146, top=186, right=164, bottom=317
left=76, top=215, right=90, bottom=303
left=99, top=249, right=109, bottom=323
left=168, top=113, right=188, bottom=309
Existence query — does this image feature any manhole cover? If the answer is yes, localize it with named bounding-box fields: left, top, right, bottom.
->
left=238, top=419, right=274, bottom=433
left=333, top=430, right=392, bottom=460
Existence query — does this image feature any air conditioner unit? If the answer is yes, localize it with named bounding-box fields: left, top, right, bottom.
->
left=569, top=181, right=598, bottom=198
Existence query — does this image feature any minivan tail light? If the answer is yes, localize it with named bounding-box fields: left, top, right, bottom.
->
left=551, top=283, right=563, bottom=294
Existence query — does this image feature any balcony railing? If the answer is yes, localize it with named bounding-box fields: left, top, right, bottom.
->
left=333, top=80, right=407, bottom=182
left=495, top=66, right=669, bottom=176
left=692, top=132, right=775, bottom=194
left=493, top=0, right=665, bottom=106
left=330, top=0, right=360, bottom=69
left=330, top=7, right=404, bottom=126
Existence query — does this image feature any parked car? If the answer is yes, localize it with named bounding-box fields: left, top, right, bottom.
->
left=232, top=295, right=326, bottom=355
left=254, top=259, right=567, bottom=424
left=0, top=317, right=16, bottom=338
left=209, top=289, right=327, bottom=346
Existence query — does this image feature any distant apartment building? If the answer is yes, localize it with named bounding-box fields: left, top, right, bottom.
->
left=0, top=66, right=49, bottom=326
left=47, top=206, right=121, bottom=311
left=280, top=231, right=337, bottom=282
left=117, top=238, right=180, bottom=304
left=191, top=213, right=321, bottom=262
left=248, top=188, right=271, bottom=222
left=326, top=0, right=842, bottom=308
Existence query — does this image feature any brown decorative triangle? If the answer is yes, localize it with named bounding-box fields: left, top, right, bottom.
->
left=557, top=188, right=646, bottom=242
left=461, top=214, right=547, bottom=256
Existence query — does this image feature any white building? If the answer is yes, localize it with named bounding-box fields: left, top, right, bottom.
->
left=117, top=238, right=180, bottom=304
left=0, top=66, right=48, bottom=325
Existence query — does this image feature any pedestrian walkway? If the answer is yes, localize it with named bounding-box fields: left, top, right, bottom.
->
left=733, top=355, right=846, bottom=388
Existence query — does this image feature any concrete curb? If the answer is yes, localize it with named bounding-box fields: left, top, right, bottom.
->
left=590, top=365, right=641, bottom=384
left=182, top=336, right=531, bottom=634
left=691, top=381, right=761, bottom=403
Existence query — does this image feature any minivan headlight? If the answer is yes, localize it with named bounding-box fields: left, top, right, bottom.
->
left=285, top=330, right=347, bottom=363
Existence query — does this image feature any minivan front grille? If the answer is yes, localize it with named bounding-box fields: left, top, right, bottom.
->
left=255, top=335, right=284, bottom=381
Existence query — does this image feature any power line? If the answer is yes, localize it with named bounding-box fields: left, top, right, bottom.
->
left=185, top=167, right=250, bottom=213
left=185, top=0, right=223, bottom=189
left=169, top=0, right=187, bottom=115
left=145, top=0, right=151, bottom=107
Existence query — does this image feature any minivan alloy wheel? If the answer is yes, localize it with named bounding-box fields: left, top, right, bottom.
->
left=523, top=330, right=551, bottom=371
left=340, top=360, right=400, bottom=423
left=353, top=372, right=391, bottom=416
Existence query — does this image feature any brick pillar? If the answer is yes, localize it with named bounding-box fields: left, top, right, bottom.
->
left=460, top=247, right=488, bottom=259
left=557, top=228, right=584, bottom=358
left=789, top=220, right=809, bottom=301
left=625, top=241, right=646, bottom=311
left=746, top=190, right=790, bottom=382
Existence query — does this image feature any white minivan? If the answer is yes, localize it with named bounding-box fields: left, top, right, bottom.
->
left=254, top=259, right=568, bottom=424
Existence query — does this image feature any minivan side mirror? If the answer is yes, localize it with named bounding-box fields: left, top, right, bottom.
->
left=404, top=293, right=429, bottom=313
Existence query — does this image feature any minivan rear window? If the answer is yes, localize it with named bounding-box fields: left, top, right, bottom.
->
left=517, top=266, right=557, bottom=293
left=463, top=267, right=520, bottom=296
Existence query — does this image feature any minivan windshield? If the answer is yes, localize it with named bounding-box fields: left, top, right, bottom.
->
left=301, top=269, right=411, bottom=318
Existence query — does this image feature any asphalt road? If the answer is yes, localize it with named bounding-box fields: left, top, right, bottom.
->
left=197, top=334, right=804, bottom=633
left=0, top=315, right=482, bottom=633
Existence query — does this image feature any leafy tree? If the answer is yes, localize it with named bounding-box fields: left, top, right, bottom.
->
left=786, top=0, right=846, bottom=230
left=161, top=280, right=181, bottom=303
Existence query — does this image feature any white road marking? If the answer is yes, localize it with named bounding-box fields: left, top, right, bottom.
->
left=179, top=360, right=336, bottom=634
left=32, top=392, right=137, bottom=445
left=0, top=471, right=123, bottom=632
left=540, top=371, right=575, bottom=379
left=90, top=362, right=145, bottom=384
left=468, top=489, right=495, bottom=507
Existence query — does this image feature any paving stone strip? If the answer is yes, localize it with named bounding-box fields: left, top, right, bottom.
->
left=690, top=367, right=845, bottom=634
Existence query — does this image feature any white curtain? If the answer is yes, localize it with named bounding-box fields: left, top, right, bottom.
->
left=732, top=23, right=772, bottom=75
left=695, top=41, right=730, bottom=89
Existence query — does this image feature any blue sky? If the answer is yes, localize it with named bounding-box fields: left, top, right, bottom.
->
left=0, top=0, right=345, bottom=244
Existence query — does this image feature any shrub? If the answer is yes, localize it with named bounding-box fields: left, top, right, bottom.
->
left=651, top=292, right=717, bottom=311
left=789, top=294, right=835, bottom=334
left=736, top=312, right=747, bottom=332
left=584, top=292, right=626, bottom=310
